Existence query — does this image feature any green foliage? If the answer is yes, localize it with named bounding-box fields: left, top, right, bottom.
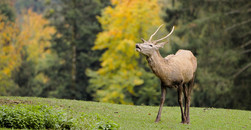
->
left=0, top=2, right=15, bottom=22
left=133, top=70, right=161, bottom=105
left=0, top=104, right=74, bottom=129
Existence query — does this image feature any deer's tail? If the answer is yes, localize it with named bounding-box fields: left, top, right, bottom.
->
left=188, top=74, right=195, bottom=94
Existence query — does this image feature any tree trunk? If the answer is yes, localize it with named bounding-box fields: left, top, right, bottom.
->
left=71, top=0, right=77, bottom=98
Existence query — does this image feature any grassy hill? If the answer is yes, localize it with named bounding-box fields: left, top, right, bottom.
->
left=0, top=96, right=250, bottom=129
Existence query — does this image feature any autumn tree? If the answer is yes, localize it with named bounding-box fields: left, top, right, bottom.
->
left=87, top=0, right=164, bottom=104
left=0, top=15, right=20, bottom=95
left=12, top=9, right=56, bottom=96
left=0, top=0, right=57, bottom=97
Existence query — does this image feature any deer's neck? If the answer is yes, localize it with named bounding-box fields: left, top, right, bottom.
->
left=146, top=51, right=166, bottom=78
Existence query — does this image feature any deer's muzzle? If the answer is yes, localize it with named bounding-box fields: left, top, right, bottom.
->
left=136, top=44, right=141, bottom=52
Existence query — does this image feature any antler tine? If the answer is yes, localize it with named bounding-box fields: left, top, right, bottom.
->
left=148, top=24, right=164, bottom=42
left=154, top=26, right=175, bottom=43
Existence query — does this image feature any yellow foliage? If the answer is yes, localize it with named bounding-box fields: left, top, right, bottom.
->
left=35, top=73, right=49, bottom=84
left=19, top=9, right=56, bottom=63
left=0, top=10, right=55, bottom=83
left=89, top=0, right=163, bottom=104
left=0, top=15, right=21, bottom=78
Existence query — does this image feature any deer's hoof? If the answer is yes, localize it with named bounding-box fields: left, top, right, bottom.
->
left=180, top=121, right=190, bottom=124
left=155, top=119, right=161, bottom=123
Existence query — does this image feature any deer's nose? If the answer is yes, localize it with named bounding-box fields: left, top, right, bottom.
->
left=136, top=44, right=139, bottom=48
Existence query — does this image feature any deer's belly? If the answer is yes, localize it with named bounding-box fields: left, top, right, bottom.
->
left=159, top=73, right=191, bottom=87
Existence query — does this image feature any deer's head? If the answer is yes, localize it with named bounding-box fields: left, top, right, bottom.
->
left=136, top=25, right=174, bottom=57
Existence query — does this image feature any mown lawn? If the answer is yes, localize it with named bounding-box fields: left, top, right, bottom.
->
left=0, top=96, right=250, bottom=129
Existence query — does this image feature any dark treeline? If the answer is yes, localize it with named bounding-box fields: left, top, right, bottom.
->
left=165, top=0, right=251, bottom=110
left=0, top=0, right=250, bottom=110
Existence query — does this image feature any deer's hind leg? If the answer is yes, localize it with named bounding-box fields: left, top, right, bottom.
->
left=183, top=84, right=188, bottom=121
left=183, top=83, right=189, bottom=124
left=177, top=84, right=186, bottom=123
left=185, top=76, right=195, bottom=124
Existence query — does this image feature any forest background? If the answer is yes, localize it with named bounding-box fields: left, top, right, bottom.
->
left=0, top=0, right=250, bottom=110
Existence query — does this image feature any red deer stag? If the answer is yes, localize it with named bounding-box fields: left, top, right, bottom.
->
left=135, top=25, right=197, bottom=124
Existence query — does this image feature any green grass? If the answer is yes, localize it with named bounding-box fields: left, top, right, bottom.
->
left=0, top=96, right=250, bottom=129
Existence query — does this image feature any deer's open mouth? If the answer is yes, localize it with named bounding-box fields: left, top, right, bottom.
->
left=136, top=44, right=141, bottom=52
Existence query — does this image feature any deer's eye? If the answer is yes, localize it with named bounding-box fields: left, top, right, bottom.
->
left=149, top=45, right=153, bottom=47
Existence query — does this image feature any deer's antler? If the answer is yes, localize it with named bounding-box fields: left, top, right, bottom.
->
left=154, top=26, right=174, bottom=44
left=148, top=25, right=175, bottom=44
left=148, top=24, right=164, bottom=42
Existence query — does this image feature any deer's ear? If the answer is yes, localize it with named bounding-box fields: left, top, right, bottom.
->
left=141, top=38, right=147, bottom=43
left=155, top=42, right=168, bottom=48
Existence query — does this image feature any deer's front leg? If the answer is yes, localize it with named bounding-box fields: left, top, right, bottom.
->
left=155, top=85, right=166, bottom=122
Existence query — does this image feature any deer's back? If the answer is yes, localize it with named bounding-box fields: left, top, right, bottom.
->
left=164, top=49, right=197, bottom=84
left=175, top=49, right=197, bottom=72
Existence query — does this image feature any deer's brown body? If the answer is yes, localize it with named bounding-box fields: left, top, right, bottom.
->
left=147, top=49, right=196, bottom=87
left=136, top=25, right=197, bottom=124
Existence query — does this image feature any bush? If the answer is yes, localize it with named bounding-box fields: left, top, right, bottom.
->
left=0, top=103, right=120, bottom=129
left=0, top=104, right=74, bottom=129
